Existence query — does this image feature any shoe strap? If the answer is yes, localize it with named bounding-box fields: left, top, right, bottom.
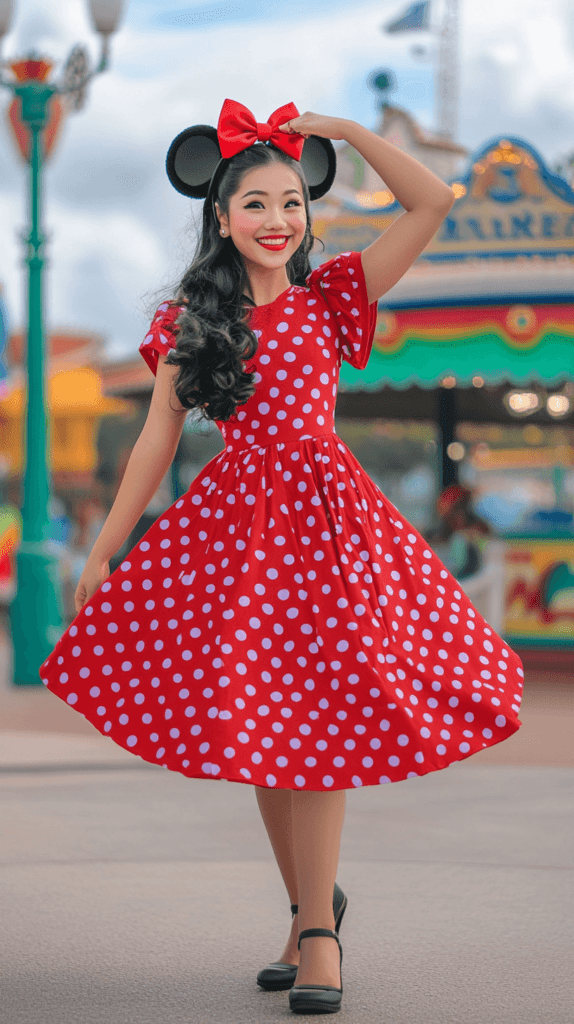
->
left=298, top=927, right=341, bottom=951
left=292, top=883, right=345, bottom=921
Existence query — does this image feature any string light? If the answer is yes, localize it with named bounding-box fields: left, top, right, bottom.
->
left=355, top=190, right=395, bottom=207
left=446, top=442, right=465, bottom=461
left=547, top=395, right=570, bottom=417
left=507, top=392, right=539, bottom=414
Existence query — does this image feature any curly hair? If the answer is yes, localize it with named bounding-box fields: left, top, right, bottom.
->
left=164, top=144, right=316, bottom=422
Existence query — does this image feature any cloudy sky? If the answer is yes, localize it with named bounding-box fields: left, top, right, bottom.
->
left=0, top=0, right=573, bottom=362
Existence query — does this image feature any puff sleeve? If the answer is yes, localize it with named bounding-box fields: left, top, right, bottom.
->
left=305, top=251, right=378, bottom=370
left=138, top=301, right=186, bottom=376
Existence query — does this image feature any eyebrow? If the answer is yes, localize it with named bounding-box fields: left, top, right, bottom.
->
left=241, top=188, right=302, bottom=198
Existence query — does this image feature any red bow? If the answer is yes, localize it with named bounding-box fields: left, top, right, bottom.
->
left=217, top=99, right=305, bottom=161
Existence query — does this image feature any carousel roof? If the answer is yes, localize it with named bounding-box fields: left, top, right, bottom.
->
left=326, top=135, right=574, bottom=397
left=379, top=255, right=574, bottom=307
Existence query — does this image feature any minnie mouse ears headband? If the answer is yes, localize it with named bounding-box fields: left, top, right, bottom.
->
left=166, top=99, right=336, bottom=202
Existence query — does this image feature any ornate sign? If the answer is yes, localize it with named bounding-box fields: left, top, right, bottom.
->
left=315, top=136, right=574, bottom=261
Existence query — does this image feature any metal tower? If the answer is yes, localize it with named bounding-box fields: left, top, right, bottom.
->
left=435, top=0, right=460, bottom=140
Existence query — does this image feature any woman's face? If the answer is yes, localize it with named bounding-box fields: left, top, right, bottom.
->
left=216, top=161, right=308, bottom=272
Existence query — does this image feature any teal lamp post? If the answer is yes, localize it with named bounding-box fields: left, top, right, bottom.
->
left=0, top=0, right=126, bottom=684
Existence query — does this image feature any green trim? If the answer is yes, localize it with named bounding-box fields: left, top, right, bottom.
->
left=506, top=533, right=574, bottom=541
left=504, top=636, right=574, bottom=648
left=340, top=331, right=574, bottom=390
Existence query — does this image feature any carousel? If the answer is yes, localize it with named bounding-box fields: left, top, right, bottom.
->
left=313, top=118, right=574, bottom=652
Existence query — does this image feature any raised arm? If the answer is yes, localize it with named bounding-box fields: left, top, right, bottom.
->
left=280, top=113, right=456, bottom=303
left=341, top=121, right=455, bottom=302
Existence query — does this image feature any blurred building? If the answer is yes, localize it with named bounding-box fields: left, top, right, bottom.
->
left=0, top=327, right=131, bottom=494
left=0, top=320, right=134, bottom=607
left=335, top=101, right=467, bottom=196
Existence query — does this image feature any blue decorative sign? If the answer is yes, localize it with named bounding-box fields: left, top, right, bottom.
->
left=319, top=135, right=574, bottom=262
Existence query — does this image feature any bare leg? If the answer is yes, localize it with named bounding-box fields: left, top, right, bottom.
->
left=255, top=786, right=300, bottom=965
left=291, top=789, right=346, bottom=988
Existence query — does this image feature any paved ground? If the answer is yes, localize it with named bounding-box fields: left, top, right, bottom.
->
left=1, top=764, right=573, bottom=1024
left=1, top=624, right=573, bottom=1023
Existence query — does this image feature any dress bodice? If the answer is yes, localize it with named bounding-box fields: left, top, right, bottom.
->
left=139, top=251, right=378, bottom=454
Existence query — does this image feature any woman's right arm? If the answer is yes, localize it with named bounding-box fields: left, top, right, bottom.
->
left=75, top=355, right=188, bottom=611
left=280, top=112, right=455, bottom=304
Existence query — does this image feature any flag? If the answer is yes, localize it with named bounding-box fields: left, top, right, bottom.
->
left=383, top=1, right=430, bottom=33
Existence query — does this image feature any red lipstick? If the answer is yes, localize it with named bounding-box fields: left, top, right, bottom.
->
left=256, top=235, right=290, bottom=251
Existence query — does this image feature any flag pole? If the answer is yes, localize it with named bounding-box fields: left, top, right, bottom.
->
left=435, top=0, right=460, bottom=140
left=381, top=1, right=459, bottom=142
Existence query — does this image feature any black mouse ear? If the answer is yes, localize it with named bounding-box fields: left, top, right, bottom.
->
left=166, top=126, right=221, bottom=198
left=300, top=136, right=337, bottom=201
left=166, top=125, right=337, bottom=201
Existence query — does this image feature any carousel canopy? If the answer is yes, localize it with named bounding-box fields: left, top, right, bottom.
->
left=314, top=136, right=574, bottom=393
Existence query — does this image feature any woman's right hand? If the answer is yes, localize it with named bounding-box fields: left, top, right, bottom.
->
left=279, top=112, right=350, bottom=141
left=74, top=556, right=110, bottom=614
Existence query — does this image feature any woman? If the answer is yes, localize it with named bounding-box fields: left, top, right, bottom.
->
left=40, top=100, right=523, bottom=1014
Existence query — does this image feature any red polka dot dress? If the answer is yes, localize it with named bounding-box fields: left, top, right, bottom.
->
left=39, top=252, right=523, bottom=791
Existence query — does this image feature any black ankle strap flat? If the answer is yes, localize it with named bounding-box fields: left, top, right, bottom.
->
left=256, top=884, right=347, bottom=993
left=289, top=928, right=343, bottom=1014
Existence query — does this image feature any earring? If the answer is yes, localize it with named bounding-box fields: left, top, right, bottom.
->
left=220, top=229, right=225, bottom=236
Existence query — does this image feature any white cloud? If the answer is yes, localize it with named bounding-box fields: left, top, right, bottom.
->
left=47, top=204, right=166, bottom=338
left=0, top=0, right=573, bottom=362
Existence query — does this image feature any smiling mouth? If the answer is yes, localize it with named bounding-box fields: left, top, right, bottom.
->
left=256, top=236, right=291, bottom=250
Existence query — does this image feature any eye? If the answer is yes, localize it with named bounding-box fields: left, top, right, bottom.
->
left=286, top=199, right=302, bottom=207
left=244, top=200, right=264, bottom=209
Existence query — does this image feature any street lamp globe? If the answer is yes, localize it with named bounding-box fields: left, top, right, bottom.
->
left=88, top=0, right=125, bottom=36
left=0, top=0, right=14, bottom=38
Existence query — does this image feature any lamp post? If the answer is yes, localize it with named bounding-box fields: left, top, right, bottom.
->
left=0, top=0, right=125, bottom=684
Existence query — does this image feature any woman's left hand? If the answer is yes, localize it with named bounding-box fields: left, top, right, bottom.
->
left=279, top=112, right=349, bottom=141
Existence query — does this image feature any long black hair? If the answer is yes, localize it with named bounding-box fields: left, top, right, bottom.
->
left=164, top=143, right=316, bottom=422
